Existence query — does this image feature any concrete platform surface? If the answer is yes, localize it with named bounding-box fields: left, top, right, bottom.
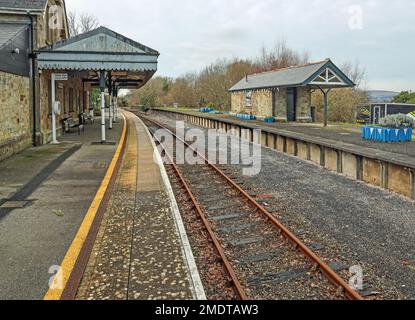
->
left=0, top=117, right=123, bottom=300
left=155, top=108, right=415, bottom=160
left=76, top=111, right=202, bottom=300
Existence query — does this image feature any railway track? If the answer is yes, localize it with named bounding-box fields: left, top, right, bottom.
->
left=134, top=112, right=363, bottom=301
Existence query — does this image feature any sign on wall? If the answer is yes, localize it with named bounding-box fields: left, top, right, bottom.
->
left=53, top=73, right=68, bottom=81
left=245, top=91, right=252, bottom=107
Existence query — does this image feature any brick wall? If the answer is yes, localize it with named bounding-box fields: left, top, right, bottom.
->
left=0, top=72, right=32, bottom=161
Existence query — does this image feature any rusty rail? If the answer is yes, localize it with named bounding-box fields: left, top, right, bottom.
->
left=138, top=113, right=363, bottom=301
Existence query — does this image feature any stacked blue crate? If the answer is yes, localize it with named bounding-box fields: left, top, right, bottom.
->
left=264, top=117, right=276, bottom=123
left=362, top=126, right=413, bottom=142
left=200, top=107, right=213, bottom=113
left=237, top=114, right=257, bottom=120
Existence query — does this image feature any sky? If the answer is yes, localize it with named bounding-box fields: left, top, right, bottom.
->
left=66, top=0, right=415, bottom=92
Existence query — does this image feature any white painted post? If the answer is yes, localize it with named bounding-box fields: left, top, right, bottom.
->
left=109, top=91, right=113, bottom=130
left=51, top=74, right=58, bottom=144
left=114, top=95, right=118, bottom=123
left=100, top=70, right=106, bottom=143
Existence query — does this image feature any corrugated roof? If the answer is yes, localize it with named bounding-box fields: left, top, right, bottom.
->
left=229, top=59, right=346, bottom=91
left=0, top=23, right=27, bottom=48
left=0, top=0, right=47, bottom=13
left=37, top=26, right=159, bottom=72
left=41, top=26, right=159, bottom=55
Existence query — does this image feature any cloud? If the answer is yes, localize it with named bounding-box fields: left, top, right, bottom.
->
left=66, top=0, right=415, bottom=91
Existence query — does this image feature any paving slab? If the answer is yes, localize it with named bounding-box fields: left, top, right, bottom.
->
left=0, top=117, right=123, bottom=300
left=76, top=112, right=197, bottom=300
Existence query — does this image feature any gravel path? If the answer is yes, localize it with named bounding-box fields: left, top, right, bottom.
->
left=153, top=112, right=415, bottom=299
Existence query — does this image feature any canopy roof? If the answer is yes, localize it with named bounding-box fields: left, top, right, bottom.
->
left=229, top=59, right=355, bottom=92
left=37, top=26, right=159, bottom=89
left=0, top=0, right=47, bottom=14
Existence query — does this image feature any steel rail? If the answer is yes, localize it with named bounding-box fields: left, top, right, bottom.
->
left=145, top=119, right=248, bottom=300
left=138, top=113, right=363, bottom=301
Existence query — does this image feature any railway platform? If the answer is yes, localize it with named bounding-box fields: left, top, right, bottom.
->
left=151, top=108, right=415, bottom=200
left=56, top=111, right=205, bottom=300
left=0, top=116, right=123, bottom=300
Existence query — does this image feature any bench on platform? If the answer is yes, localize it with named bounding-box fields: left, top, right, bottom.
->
left=64, top=116, right=85, bottom=135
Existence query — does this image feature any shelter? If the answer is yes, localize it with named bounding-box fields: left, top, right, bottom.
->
left=37, top=26, right=159, bottom=143
left=229, top=59, right=355, bottom=125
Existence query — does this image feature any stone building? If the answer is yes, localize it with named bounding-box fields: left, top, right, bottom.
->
left=0, top=0, right=158, bottom=161
left=229, top=59, right=355, bottom=124
left=0, top=0, right=69, bottom=161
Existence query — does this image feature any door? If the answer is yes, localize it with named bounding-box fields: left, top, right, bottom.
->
left=286, top=88, right=297, bottom=122
left=373, top=106, right=381, bottom=124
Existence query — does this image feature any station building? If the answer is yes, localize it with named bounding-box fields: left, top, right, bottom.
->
left=0, top=0, right=158, bottom=161
left=229, top=59, right=355, bottom=123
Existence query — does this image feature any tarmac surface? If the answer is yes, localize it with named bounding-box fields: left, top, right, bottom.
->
left=0, top=117, right=122, bottom=300
left=155, top=108, right=415, bottom=158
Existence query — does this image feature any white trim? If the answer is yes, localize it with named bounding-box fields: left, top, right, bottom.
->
left=134, top=114, right=207, bottom=301
left=310, top=67, right=346, bottom=86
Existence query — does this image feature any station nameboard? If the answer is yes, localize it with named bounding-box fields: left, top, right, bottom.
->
left=54, top=73, right=68, bottom=81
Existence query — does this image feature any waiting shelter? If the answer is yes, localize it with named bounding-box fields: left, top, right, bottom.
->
left=229, top=59, right=355, bottom=126
left=36, top=26, right=159, bottom=143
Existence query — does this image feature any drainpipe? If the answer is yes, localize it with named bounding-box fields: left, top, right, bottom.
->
left=28, top=13, right=37, bottom=146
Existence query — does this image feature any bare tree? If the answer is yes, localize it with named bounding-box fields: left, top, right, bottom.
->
left=68, top=11, right=99, bottom=37
left=253, top=39, right=309, bottom=73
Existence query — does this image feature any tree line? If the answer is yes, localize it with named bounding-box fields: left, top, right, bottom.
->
left=126, top=39, right=368, bottom=123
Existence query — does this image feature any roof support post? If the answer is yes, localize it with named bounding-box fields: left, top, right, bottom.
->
left=99, top=70, right=106, bottom=143
left=108, top=72, right=113, bottom=130
left=318, top=87, right=332, bottom=127
left=114, top=86, right=118, bottom=123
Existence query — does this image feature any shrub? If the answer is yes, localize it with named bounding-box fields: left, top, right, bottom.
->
left=379, top=113, right=415, bottom=128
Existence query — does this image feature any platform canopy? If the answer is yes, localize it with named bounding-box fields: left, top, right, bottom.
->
left=37, top=26, right=159, bottom=89
left=37, top=26, right=159, bottom=144
left=229, top=59, right=355, bottom=92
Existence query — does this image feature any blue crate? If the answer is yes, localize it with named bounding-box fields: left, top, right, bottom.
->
left=237, top=114, right=256, bottom=120
left=362, top=126, right=413, bottom=142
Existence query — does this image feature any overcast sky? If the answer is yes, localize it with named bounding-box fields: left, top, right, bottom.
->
left=66, top=0, right=415, bottom=92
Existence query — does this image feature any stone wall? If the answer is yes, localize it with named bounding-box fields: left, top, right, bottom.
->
left=230, top=92, right=245, bottom=114
left=231, top=90, right=272, bottom=117
left=252, top=90, right=272, bottom=117
left=296, top=86, right=312, bottom=122
left=0, top=72, right=32, bottom=161
left=275, top=88, right=287, bottom=121
left=37, top=0, right=69, bottom=48
left=39, top=71, right=91, bottom=144
left=231, top=86, right=312, bottom=122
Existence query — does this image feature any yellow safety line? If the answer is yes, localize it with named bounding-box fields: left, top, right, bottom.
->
left=44, top=113, right=127, bottom=300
